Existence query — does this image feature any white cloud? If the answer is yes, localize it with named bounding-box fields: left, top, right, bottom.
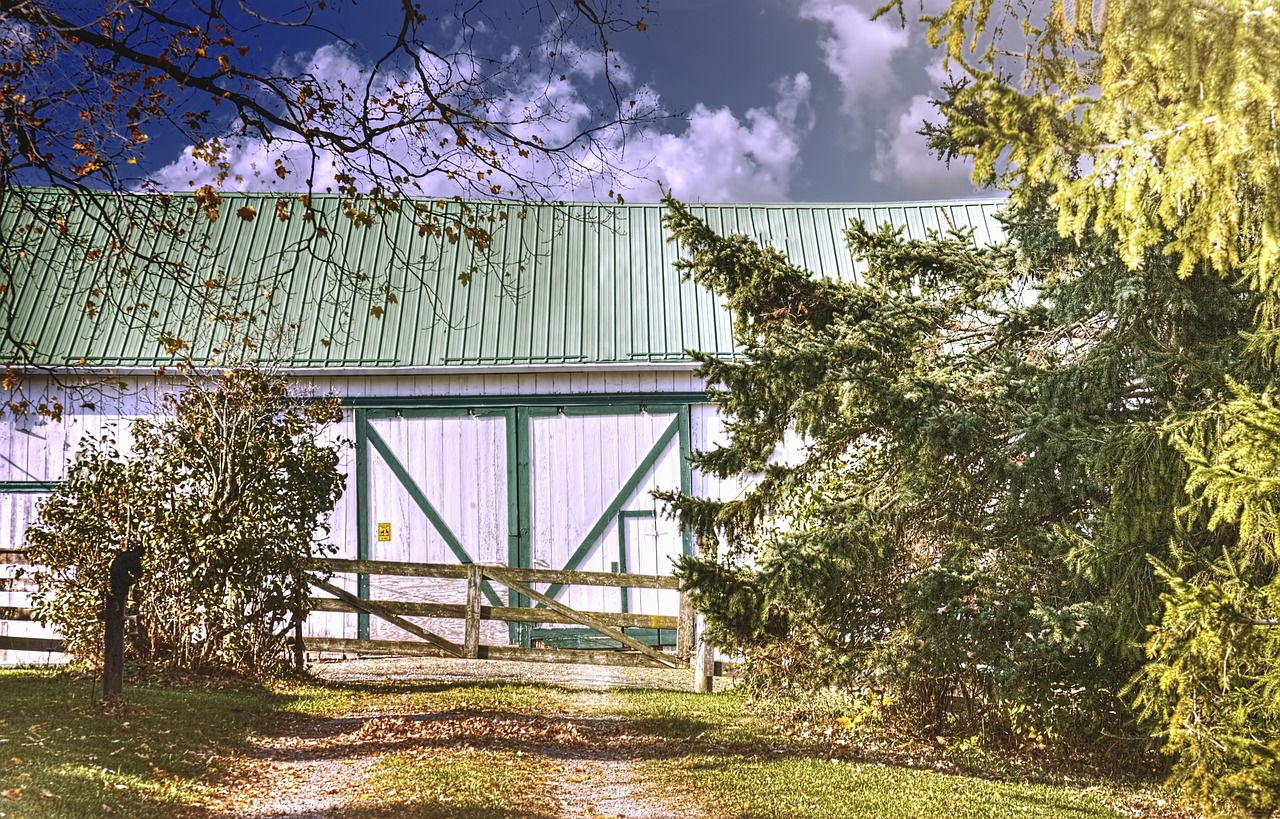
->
left=798, top=0, right=910, bottom=123
left=148, top=43, right=812, bottom=203
left=627, top=73, right=812, bottom=203
left=872, top=92, right=975, bottom=197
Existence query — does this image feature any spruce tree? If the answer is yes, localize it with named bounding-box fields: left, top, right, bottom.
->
left=662, top=192, right=1261, bottom=783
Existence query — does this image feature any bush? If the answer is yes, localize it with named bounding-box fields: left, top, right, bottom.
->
left=26, top=369, right=345, bottom=677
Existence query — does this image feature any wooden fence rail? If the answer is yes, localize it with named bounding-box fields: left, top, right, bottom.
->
left=307, top=558, right=697, bottom=673
left=1, top=554, right=716, bottom=684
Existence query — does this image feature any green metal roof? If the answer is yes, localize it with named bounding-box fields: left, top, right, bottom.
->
left=0, top=189, right=1005, bottom=370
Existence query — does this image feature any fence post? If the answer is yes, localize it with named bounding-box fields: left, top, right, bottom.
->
left=293, top=620, right=305, bottom=673
left=677, top=592, right=695, bottom=661
left=464, top=564, right=482, bottom=659
left=693, top=612, right=714, bottom=693
left=102, top=594, right=125, bottom=703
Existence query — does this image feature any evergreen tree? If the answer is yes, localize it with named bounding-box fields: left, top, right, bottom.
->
left=661, top=192, right=1260, bottom=771
left=874, top=0, right=1280, bottom=805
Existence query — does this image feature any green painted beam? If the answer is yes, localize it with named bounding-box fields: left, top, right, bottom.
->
left=365, top=407, right=512, bottom=420
left=526, top=403, right=687, bottom=417
left=354, top=409, right=371, bottom=640
left=678, top=407, right=693, bottom=557
left=541, top=414, right=681, bottom=603
left=0, top=481, right=59, bottom=493
left=616, top=509, right=656, bottom=615
left=363, top=421, right=505, bottom=608
left=342, top=392, right=709, bottom=409
left=514, top=407, right=533, bottom=647
left=503, top=407, right=522, bottom=645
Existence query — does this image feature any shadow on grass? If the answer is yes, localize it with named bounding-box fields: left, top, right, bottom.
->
left=0, top=668, right=315, bottom=818
left=220, top=805, right=558, bottom=819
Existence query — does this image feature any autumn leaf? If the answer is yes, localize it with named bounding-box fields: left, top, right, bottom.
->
left=236, top=205, right=256, bottom=221
left=370, top=305, right=384, bottom=319
left=636, top=21, right=648, bottom=31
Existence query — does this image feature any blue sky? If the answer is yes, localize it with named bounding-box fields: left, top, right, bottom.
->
left=148, top=0, right=986, bottom=204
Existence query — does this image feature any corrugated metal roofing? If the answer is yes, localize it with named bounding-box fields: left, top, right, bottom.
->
left=0, top=189, right=1006, bottom=370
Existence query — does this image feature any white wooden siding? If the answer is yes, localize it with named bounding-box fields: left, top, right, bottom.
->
left=362, top=413, right=510, bottom=645
left=527, top=410, right=684, bottom=621
left=1, top=371, right=722, bottom=661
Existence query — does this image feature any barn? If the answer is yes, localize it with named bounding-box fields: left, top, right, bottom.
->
left=0, top=189, right=1004, bottom=666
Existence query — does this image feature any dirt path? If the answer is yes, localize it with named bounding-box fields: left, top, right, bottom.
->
left=208, top=669, right=701, bottom=818
left=555, top=755, right=676, bottom=819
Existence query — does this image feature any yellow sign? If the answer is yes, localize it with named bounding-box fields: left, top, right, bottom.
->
left=376, top=522, right=392, bottom=542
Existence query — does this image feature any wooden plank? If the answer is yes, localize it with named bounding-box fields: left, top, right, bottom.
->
left=308, top=598, right=679, bottom=630
left=316, top=558, right=678, bottom=589
left=0, top=635, right=63, bottom=653
left=320, top=558, right=469, bottom=580
left=504, top=567, right=677, bottom=590
left=302, top=638, right=677, bottom=669
left=484, top=566, right=683, bottom=669
left=464, top=564, right=482, bottom=659
left=311, top=578, right=464, bottom=658
left=0, top=550, right=31, bottom=566
left=0, top=606, right=34, bottom=622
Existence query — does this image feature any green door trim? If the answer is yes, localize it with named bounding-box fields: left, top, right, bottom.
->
left=354, top=408, right=371, bottom=639
left=0, top=481, right=59, bottom=493
left=537, top=412, right=682, bottom=603
left=344, top=392, right=708, bottom=409
left=678, top=407, right=693, bottom=557
left=615, top=509, right=656, bottom=614
left=513, top=406, right=533, bottom=647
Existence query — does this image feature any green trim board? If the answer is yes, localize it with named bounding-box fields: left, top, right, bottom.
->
left=616, top=510, right=656, bottom=613
left=678, top=407, right=693, bottom=557
left=343, top=392, right=708, bottom=409
left=502, top=407, right=523, bottom=645
left=0, top=482, right=58, bottom=493
left=514, top=407, right=533, bottom=647
left=528, top=626, right=677, bottom=650
left=365, top=407, right=514, bottom=420
left=354, top=408, right=371, bottom=640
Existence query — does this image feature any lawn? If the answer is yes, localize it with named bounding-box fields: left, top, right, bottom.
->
left=0, top=667, right=1186, bottom=818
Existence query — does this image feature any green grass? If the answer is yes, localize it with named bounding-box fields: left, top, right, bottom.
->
left=669, top=756, right=1124, bottom=818
left=606, top=689, right=1175, bottom=819
left=0, top=668, right=331, bottom=818
left=0, top=670, right=1183, bottom=819
left=362, top=748, right=557, bottom=818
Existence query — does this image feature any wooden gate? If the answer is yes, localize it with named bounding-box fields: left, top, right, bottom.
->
left=304, top=558, right=694, bottom=670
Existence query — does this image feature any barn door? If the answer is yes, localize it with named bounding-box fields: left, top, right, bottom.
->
left=358, top=408, right=515, bottom=645
left=521, top=404, right=690, bottom=647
